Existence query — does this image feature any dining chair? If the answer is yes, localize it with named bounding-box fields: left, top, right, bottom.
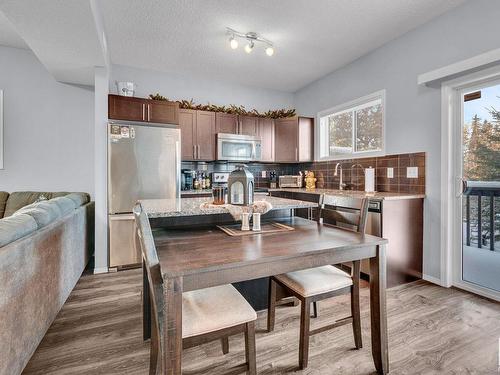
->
left=267, top=194, right=369, bottom=369
left=134, top=204, right=257, bottom=375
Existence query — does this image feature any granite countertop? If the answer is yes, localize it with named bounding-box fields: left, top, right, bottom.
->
left=140, top=195, right=316, bottom=218
left=269, top=188, right=425, bottom=201
left=180, top=189, right=213, bottom=195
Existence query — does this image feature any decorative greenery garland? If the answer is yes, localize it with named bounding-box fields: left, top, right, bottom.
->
left=149, top=93, right=296, bottom=119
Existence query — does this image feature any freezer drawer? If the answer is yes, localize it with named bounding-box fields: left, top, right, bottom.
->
left=109, top=214, right=141, bottom=268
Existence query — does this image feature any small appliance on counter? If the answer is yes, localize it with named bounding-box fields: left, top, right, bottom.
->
left=181, top=169, right=195, bottom=190
left=228, top=165, right=254, bottom=206
left=279, top=175, right=303, bottom=188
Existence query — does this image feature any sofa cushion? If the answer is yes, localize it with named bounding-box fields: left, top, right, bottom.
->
left=0, top=213, right=38, bottom=247
left=15, top=200, right=63, bottom=227
left=0, top=192, right=9, bottom=218
left=51, top=197, right=77, bottom=216
left=3, top=192, right=69, bottom=217
left=65, top=193, right=90, bottom=207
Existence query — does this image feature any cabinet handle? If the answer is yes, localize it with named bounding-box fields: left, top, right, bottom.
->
left=142, top=104, right=146, bottom=121
left=147, top=105, right=151, bottom=121
left=295, top=147, right=298, bottom=161
left=193, top=145, right=196, bottom=159
left=197, top=145, right=200, bottom=159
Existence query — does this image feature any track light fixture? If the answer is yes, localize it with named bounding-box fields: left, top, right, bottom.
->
left=226, top=27, right=275, bottom=56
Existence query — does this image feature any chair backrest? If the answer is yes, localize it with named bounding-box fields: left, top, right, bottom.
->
left=317, top=194, right=369, bottom=233
left=133, top=203, right=165, bottom=371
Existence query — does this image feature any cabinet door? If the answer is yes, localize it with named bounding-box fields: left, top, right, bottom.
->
left=196, top=110, right=216, bottom=160
left=108, top=95, right=145, bottom=122
left=240, top=116, right=259, bottom=136
left=215, top=113, right=238, bottom=134
left=147, top=100, right=179, bottom=124
left=298, top=117, right=314, bottom=162
left=274, top=118, right=298, bottom=162
left=258, top=118, right=274, bottom=162
left=179, top=109, right=196, bottom=161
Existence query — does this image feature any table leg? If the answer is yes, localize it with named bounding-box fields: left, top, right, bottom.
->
left=369, top=244, right=389, bottom=374
left=142, top=259, right=151, bottom=341
left=162, top=276, right=183, bottom=375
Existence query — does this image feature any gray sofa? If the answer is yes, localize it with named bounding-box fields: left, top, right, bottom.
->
left=0, top=191, right=94, bottom=375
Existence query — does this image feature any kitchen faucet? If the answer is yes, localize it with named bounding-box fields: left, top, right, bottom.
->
left=334, top=163, right=346, bottom=190
left=351, top=163, right=365, bottom=190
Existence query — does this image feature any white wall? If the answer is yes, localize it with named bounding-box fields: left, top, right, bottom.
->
left=294, top=0, right=500, bottom=280
left=0, top=46, right=94, bottom=195
left=110, top=64, right=294, bottom=112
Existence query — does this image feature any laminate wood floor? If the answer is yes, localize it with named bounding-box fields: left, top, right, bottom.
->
left=23, top=269, right=500, bottom=375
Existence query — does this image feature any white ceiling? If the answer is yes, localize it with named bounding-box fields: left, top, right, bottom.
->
left=0, top=11, right=28, bottom=49
left=100, top=0, right=466, bottom=92
left=0, top=0, right=106, bottom=86
left=0, top=0, right=466, bottom=91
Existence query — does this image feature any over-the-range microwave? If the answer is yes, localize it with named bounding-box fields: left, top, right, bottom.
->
left=216, top=133, right=262, bottom=162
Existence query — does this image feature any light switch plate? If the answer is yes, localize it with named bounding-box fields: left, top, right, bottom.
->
left=407, top=166, right=418, bottom=178
left=387, top=167, right=394, bottom=179
left=261, top=171, right=267, bottom=178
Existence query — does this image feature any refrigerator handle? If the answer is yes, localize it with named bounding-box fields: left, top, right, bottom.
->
left=176, top=140, right=181, bottom=198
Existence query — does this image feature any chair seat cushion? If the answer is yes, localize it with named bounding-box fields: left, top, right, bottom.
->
left=275, top=265, right=353, bottom=297
left=182, top=284, right=257, bottom=338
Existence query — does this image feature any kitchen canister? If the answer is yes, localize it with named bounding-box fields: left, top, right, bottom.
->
left=365, top=167, right=375, bottom=192
left=116, top=81, right=136, bottom=97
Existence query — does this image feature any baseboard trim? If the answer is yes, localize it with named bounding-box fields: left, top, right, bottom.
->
left=422, top=274, right=443, bottom=286
left=93, top=267, right=109, bottom=274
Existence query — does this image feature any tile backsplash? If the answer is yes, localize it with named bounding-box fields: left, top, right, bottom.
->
left=182, top=151, right=425, bottom=194
left=300, top=152, right=426, bottom=194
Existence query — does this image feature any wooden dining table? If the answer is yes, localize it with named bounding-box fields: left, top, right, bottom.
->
left=144, top=216, right=389, bottom=374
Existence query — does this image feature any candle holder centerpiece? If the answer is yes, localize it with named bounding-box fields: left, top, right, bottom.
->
left=228, top=164, right=254, bottom=206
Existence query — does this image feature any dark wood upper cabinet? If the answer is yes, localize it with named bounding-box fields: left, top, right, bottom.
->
left=196, top=111, right=216, bottom=161
left=108, top=94, right=179, bottom=124
left=240, top=116, right=259, bottom=136
left=215, top=113, right=259, bottom=136
left=215, top=113, right=238, bottom=134
left=108, top=95, right=145, bottom=122
left=274, top=117, right=314, bottom=162
left=147, top=100, right=179, bottom=124
left=258, top=118, right=274, bottom=162
left=179, top=109, right=196, bottom=160
left=179, top=109, right=215, bottom=161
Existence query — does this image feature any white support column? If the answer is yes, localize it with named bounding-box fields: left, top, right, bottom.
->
left=94, top=66, right=109, bottom=273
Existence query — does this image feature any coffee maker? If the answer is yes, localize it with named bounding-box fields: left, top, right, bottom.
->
left=181, top=169, right=195, bottom=190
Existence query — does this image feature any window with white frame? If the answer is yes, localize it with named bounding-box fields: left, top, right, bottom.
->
left=318, top=91, right=385, bottom=159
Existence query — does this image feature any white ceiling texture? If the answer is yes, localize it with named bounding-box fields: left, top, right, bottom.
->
left=0, top=0, right=466, bottom=90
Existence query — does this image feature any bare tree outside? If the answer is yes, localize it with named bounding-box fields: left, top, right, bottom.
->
left=326, top=100, right=382, bottom=156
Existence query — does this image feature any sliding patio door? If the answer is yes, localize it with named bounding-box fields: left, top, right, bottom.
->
left=460, top=81, right=500, bottom=293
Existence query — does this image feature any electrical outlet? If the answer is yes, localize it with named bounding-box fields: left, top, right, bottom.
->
left=387, top=168, right=394, bottom=179
left=261, top=170, right=267, bottom=178
left=407, top=166, right=418, bottom=178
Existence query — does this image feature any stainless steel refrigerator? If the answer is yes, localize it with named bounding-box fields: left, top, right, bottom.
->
left=108, top=121, right=180, bottom=268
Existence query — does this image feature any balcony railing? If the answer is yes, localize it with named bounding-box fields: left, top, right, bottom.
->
left=464, top=181, right=500, bottom=251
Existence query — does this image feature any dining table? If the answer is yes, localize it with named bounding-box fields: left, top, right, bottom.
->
left=143, top=215, right=389, bottom=374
